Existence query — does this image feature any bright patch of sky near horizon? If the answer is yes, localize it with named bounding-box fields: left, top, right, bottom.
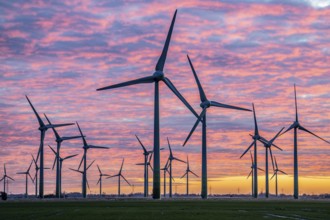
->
left=0, top=0, right=329, bottom=195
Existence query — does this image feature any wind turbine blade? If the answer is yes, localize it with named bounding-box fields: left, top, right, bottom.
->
left=97, top=165, right=102, bottom=174
left=270, top=172, right=276, bottom=180
left=120, top=159, right=125, bottom=173
left=62, top=135, right=84, bottom=141
left=106, top=174, right=119, bottom=179
left=135, top=135, right=148, bottom=154
left=163, top=77, right=200, bottom=119
left=78, top=156, right=84, bottom=170
left=4, top=163, right=6, bottom=175
left=86, top=179, right=90, bottom=190
left=69, top=168, right=83, bottom=174
left=269, top=148, right=275, bottom=171
left=294, top=84, right=298, bottom=122
left=274, top=156, right=278, bottom=170
left=148, top=163, right=154, bottom=171
left=257, top=167, right=265, bottom=172
left=31, top=154, right=37, bottom=165
left=29, top=173, right=34, bottom=183
left=63, top=154, right=78, bottom=160
left=269, top=127, right=285, bottom=145
left=136, top=163, right=145, bottom=166
left=97, top=178, right=100, bottom=185
left=299, top=125, right=330, bottom=144
left=210, top=101, right=251, bottom=112
left=44, top=113, right=61, bottom=140
left=167, top=137, right=173, bottom=156
left=25, top=95, right=44, bottom=127
left=148, top=153, right=153, bottom=163
left=183, top=108, right=207, bottom=146
left=259, top=136, right=282, bottom=151
left=187, top=54, right=207, bottom=102
left=16, top=172, right=26, bottom=174
left=278, top=170, right=288, bottom=175
left=173, top=157, right=186, bottom=163
left=252, top=103, right=259, bottom=135
left=48, top=145, right=57, bottom=156
left=240, top=141, right=255, bottom=159
left=0, top=177, right=4, bottom=182
left=52, top=157, right=56, bottom=170
left=47, top=123, right=75, bottom=129
left=76, top=122, right=88, bottom=146
left=247, top=170, right=252, bottom=179
left=121, top=175, right=131, bottom=186
left=88, top=145, right=110, bottom=149
left=155, top=9, right=177, bottom=71
left=250, top=150, right=253, bottom=165
left=279, top=123, right=295, bottom=137
left=97, top=76, right=155, bottom=91
left=180, top=172, right=187, bottom=179
left=7, top=176, right=15, bottom=181
left=190, top=170, right=199, bottom=178
left=28, top=160, right=33, bottom=172
left=87, top=160, right=95, bottom=170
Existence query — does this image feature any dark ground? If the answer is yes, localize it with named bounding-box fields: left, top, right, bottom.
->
left=0, top=199, right=329, bottom=219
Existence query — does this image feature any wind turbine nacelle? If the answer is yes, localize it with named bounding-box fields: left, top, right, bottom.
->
left=153, top=71, right=165, bottom=80
left=200, top=101, right=211, bottom=108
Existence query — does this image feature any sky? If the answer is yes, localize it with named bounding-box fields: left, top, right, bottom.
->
left=0, top=0, right=330, bottom=196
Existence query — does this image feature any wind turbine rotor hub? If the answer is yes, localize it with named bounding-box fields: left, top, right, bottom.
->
left=200, top=101, right=211, bottom=108
left=153, top=71, right=165, bottom=80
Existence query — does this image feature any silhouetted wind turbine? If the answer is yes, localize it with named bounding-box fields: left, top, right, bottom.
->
left=257, top=127, right=284, bottom=198
left=160, top=159, right=171, bottom=197
left=44, top=114, right=82, bottom=198
left=69, top=159, right=95, bottom=197
left=31, top=154, right=49, bottom=197
left=96, top=10, right=200, bottom=199
left=76, top=122, right=109, bottom=198
left=270, top=156, right=287, bottom=197
left=167, top=137, right=186, bottom=198
left=107, top=159, right=131, bottom=197
left=96, top=165, right=110, bottom=196
left=180, top=156, right=198, bottom=196
left=135, top=135, right=153, bottom=197
left=25, top=95, right=74, bottom=198
left=280, top=84, right=330, bottom=199
left=17, top=160, right=34, bottom=198
left=246, top=151, right=264, bottom=197
left=0, top=164, right=14, bottom=194
left=49, top=145, right=78, bottom=198
left=183, top=55, right=251, bottom=199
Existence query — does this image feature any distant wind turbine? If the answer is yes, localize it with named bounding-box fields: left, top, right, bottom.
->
left=69, top=159, right=95, bottom=197
left=257, top=127, right=284, bottom=198
left=31, top=154, right=49, bottom=197
left=246, top=151, right=264, bottom=197
left=0, top=164, right=14, bottom=194
left=180, top=156, right=198, bottom=196
left=17, top=160, right=34, bottom=198
left=49, top=145, right=78, bottom=198
left=44, top=114, right=82, bottom=198
left=160, top=158, right=171, bottom=197
left=270, top=156, right=287, bottom=197
left=183, top=55, right=251, bottom=199
left=106, top=159, right=131, bottom=197
left=280, top=84, right=330, bottom=199
left=96, top=10, right=200, bottom=199
left=167, top=137, right=186, bottom=198
left=96, top=165, right=110, bottom=196
left=25, top=95, right=74, bottom=198
left=76, top=122, right=109, bottom=198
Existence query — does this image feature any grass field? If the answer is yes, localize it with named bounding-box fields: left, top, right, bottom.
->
left=0, top=199, right=329, bottom=219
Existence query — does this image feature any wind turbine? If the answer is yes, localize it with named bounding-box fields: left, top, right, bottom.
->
left=49, top=145, right=78, bottom=198
left=17, top=160, right=34, bottom=198
left=160, top=159, right=171, bottom=197
left=31, top=154, right=49, bottom=197
left=167, top=137, right=186, bottom=198
left=280, top=84, right=330, bottom=199
left=96, top=10, right=200, bottom=199
left=246, top=151, right=264, bottom=197
left=257, top=127, right=284, bottom=198
left=270, top=156, right=287, bottom=197
left=183, top=55, right=251, bottom=199
left=69, top=159, right=95, bottom=197
left=76, top=122, right=109, bottom=198
left=135, top=135, right=153, bottom=197
left=106, top=159, right=131, bottom=197
left=44, top=114, right=82, bottom=198
left=96, top=165, right=110, bottom=196
left=25, top=95, right=74, bottom=198
left=0, top=164, right=14, bottom=194
left=180, top=156, right=198, bottom=196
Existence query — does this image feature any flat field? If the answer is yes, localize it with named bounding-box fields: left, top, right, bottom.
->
left=0, top=199, right=329, bottom=219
